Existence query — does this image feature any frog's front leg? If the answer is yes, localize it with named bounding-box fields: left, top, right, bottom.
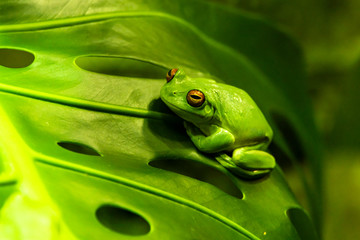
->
left=216, top=144, right=275, bottom=179
left=184, top=121, right=235, bottom=153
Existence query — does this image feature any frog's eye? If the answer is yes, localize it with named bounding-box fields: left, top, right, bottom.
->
left=166, top=68, right=178, bottom=82
left=187, top=90, right=205, bottom=107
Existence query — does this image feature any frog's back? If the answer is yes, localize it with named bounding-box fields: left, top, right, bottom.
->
left=213, top=83, right=273, bottom=149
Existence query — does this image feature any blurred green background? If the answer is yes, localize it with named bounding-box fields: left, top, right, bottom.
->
left=1, top=0, right=357, bottom=238
left=210, top=0, right=360, bottom=239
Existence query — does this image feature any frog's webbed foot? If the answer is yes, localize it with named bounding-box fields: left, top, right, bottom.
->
left=216, top=149, right=275, bottom=179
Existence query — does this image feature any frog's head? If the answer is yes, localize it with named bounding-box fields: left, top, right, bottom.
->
left=160, top=68, right=216, bottom=124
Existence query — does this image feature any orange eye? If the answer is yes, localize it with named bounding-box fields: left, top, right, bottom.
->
left=166, top=68, right=178, bottom=82
left=187, top=90, right=205, bottom=107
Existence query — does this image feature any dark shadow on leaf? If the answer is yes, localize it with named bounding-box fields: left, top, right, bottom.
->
left=270, top=111, right=305, bottom=163
left=145, top=98, right=186, bottom=141
left=286, top=208, right=319, bottom=240
left=268, top=141, right=292, bottom=169
left=149, top=158, right=243, bottom=199
left=148, top=97, right=174, bottom=115
left=144, top=118, right=188, bottom=143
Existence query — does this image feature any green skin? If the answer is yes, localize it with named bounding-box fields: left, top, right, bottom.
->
left=160, top=69, right=275, bottom=179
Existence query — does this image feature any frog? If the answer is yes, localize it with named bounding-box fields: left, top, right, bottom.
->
left=160, top=68, right=276, bottom=179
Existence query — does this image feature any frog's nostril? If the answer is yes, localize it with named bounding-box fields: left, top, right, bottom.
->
left=173, top=92, right=176, bottom=95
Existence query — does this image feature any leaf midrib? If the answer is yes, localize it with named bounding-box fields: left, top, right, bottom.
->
left=0, top=83, right=176, bottom=120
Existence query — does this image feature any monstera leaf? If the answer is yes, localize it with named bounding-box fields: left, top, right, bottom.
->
left=0, top=0, right=321, bottom=239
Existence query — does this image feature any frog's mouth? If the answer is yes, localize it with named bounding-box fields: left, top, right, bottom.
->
left=162, top=101, right=193, bottom=118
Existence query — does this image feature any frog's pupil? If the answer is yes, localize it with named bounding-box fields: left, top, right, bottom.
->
left=167, top=70, right=172, bottom=77
left=191, top=95, right=201, bottom=99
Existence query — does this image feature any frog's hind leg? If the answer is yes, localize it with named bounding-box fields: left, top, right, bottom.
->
left=233, top=147, right=275, bottom=170
left=216, top=144, right=275, bottom=179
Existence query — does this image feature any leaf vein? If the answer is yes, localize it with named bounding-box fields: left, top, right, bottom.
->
left=35, top=156, right=260, bottom=240
left=0, top=83, right=176, bottom=120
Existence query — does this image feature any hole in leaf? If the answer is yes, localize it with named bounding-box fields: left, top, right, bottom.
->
left=0, top=48, right=34, bottom=68
left=75, top=56, right=167, bottom=78
left=149, top=158, right=243, bottom=199
left=270, top=111, right=305, bottom=162
left=96, top=204, right=150, bottom=236
left=57, top=141, right=101, bottom=156
left=286, top=208, right=318, bottom=240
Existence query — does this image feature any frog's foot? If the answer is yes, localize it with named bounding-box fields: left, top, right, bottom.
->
left=216, top=149, right=275, bottom=179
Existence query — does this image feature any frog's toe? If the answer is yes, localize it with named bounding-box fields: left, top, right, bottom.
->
left=233, top=149, right=276, bottom=170
left=215, top=153, right=274, bottom=179
left=216, top=153, right=236, bottom=169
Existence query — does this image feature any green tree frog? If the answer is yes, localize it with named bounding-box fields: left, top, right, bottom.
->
left=160, top=69, right=276, bottom=179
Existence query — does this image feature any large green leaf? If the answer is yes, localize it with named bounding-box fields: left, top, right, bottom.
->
left=0, top=0, right=320, bottom=239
